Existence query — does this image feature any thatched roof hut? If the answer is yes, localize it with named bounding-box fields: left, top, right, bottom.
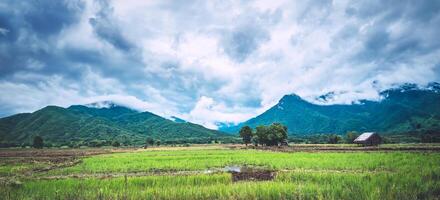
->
left=353, top=132, right=381, bottom=146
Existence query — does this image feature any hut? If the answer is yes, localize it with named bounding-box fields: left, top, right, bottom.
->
left=353, top=132, right=381, bottom=146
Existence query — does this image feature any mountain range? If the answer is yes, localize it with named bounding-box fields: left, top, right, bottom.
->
left=220, top=83, right=440, bottom=136
left=1, top=83, right=439, bottom=146
left=0, top=102, right=231, bottom=147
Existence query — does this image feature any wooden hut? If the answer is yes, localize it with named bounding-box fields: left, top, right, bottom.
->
left=353, top=132, right=381, bottom=146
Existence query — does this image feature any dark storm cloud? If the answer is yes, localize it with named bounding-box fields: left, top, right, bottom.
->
left=0, top=0, right=85, bottom=77
left=344, top=0, right=440, bottom=66
left=23, top=1, right=85, bottom=37
left=355, top=29, right=390, bottom=62
left=435, top=63, right=440, bottom=78
left=220, top=9, right=281, bottom=63
left=89, top=0, right=134, bottom=52
left=0, top=1, right=84, bottom=41
left=0, top=0, right=142, bottom=83
left=0, top=0, right=440, bottom=126
left=222, top=25, right=269, bottom=62
left=0, top=10, right=19, bottom=42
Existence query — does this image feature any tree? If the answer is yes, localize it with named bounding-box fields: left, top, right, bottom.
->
left=255, top=125, right=269, bottom=146
left=239, top=126, right=253, bottom=146
left=328, top=134, right=342, bottom=144
left=252, top=135, right=259, bottom=146
left=269, top=123, right=288, bottom=146
left=145, top=137, right=154, bottom=148
left=345, top=131, right=359, bottom=143
left=33, top=136, right=44, bottom=149
left=155, top=140, right=161, bottom=146
left=253, top=123, right=288, bottom=146
left=112, top=141, right=120, bottom=147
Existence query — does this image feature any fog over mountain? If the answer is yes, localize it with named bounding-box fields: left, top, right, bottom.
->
left=1, top=0, right=440, bottom=129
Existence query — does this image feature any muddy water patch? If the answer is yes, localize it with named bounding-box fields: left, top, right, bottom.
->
left=224, top=166, right=275, bottom=182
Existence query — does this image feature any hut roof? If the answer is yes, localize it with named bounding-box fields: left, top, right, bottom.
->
left=353, top=132, right=375, bottom=142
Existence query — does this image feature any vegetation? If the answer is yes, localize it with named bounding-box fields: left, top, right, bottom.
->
left=45, top=149, right=437, bottom=174
left=222, top=84, right=440, bottom=141
left=0, top=104, right=235, bottom=147
left=111, top=141, right=120, bottom=147
left=1, top=84, right=440, bottom=148
left=345, top=131, right=360, bottom=143
left=327, top=134, right=342, bottom=144
left=32, top=136, right=44, bottom=149
left=287, top=131, right=440, bottom=144
left=239, top=126, right=252, bottom=146
left=1, top=146, right=439, bottom=199
left=145, top=137, right=154, bottom=148
left=253, top=123, right=288, bottom=146
left=239, top=123, right=288, bottom=146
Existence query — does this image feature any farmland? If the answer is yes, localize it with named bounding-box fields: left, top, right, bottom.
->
left=1, top=144, right=440, bottom=199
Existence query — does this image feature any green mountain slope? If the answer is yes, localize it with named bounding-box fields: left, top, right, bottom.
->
left=0, top=103, right=231, bottom=146
left=221, top=83, right=440, bottom=135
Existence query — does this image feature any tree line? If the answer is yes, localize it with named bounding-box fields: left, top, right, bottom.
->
left=239, top=127, right=364, bottom=146
left=11, top=136, right=240, bottom=149
left=9, top=128, right=439, bottom=149
left=239, top=123, right=288, bottom=146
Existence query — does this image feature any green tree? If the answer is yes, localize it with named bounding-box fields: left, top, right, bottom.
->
left=145, top=137, right=154, bottom=148
left=239, top=126, right=253, bottom=146
left=252, top=136, right=259, bottom=146
left=269, top=123, right=288, bottom=146
left=328, top=134, right=342, bottom=144
left=345, top=131, right=359, bottom=143
left=33, top=136, right=44, bottom=149
left=255, top=125, right=269, bottom=146
left=112, top=141, right=120, bottom=147
left=155, top=140, right=161, bottom=146
left=254, top=123, right=288, bottom=146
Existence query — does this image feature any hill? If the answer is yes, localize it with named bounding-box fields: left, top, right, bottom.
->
left=220, top=83, right=440, bottom=138
left=0, top=103, right=232, bottom=147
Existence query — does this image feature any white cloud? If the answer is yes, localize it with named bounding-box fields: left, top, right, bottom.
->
left=1, top=0, right=440, bottom=129
left=184, top=96, right=258, bottom=129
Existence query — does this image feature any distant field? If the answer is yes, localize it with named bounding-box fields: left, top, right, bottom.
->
left=1, top=144, right=440, bottom=199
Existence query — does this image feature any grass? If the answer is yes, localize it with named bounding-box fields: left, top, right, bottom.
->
left=0, top=162, right=49, bottom=177
left=49, top=149, right=439, bottom=174
left=3, top=171, right=439, bottom=199
left=1, top=146, right=440, bottom=199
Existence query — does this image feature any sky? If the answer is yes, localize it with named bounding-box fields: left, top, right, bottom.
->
left=0, top=0, right=440, bottom=129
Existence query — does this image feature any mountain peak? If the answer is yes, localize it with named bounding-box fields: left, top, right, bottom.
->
left=280, top=94, right=302, bottom=102
left=221, top=82, right=440, bottom=135
left=279, top=94, right=309, bottom=105
left=84, top=101, right=127, bottom=109
left=380, top=82, right=440, bottom=97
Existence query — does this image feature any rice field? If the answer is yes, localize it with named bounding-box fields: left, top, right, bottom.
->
left=1, top=145, right=440, bottom=199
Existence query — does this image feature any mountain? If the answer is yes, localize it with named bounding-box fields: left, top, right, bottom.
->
left=220, top=83, right=440, bottom=136
left=0, top=103, right=232, bottom=147
left=170, top=116, right=187, bottom=123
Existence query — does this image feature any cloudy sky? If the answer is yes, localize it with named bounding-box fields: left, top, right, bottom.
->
left=1, top=0, right=440, bottom=128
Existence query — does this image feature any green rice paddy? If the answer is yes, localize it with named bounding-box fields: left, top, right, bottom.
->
left=1, top=147, right=439, bottom=199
